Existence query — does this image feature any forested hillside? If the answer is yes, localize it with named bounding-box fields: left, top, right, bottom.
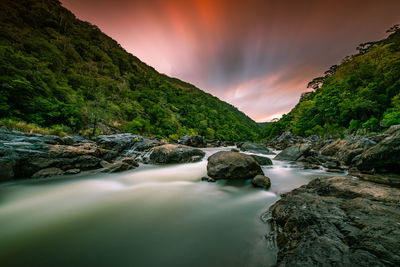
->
left=0, top=0, right=260, bottom=141
left=261, top=26, right=400, bottom=139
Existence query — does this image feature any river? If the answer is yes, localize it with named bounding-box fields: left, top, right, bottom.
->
left=0, top=147, right=344, bottom=266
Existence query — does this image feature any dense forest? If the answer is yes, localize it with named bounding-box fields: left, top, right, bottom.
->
left=261, top=25, right=400, bottom=140
left=0, top=0, right=260, bottom=141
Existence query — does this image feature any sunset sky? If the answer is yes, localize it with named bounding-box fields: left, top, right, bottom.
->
left=61, top=0, right=400, bottom=122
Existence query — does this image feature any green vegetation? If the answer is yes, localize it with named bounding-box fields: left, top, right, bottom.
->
left=0, top=118, right=67, bottom=137
left=261, top=25, right=400, bottom=140
left=0, top=0, right=260, bottom=141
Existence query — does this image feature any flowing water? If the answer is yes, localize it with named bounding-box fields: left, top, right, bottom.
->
left=0, top=147, right=344, bottom=267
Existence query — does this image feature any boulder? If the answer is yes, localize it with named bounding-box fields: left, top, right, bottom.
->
left=274, top=144, right=310, bottom=161
left=96, top=133, right=137, bottom=152
left=240, top=142, right=274, bottom=155
left=150, top=144, right=205, bottom=164
left=270, top=177, right=400, bottom=266
left=250, top=155, right=273, bottom=166
left=178, top=135, right=206, bottom=148
left=252, top=175, right=271, bottom=189
left=32, top=167, right=65, bottom=178
left=354, top=125, right=400, bottom=174
left=320, top=137, right=376, bottom=165
left=207, top=151, right=263, bottom=180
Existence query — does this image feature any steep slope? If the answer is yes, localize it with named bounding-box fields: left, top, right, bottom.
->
left=0, top=0, right=260, bottom=141
left=262, top=26, right=400, bottom=139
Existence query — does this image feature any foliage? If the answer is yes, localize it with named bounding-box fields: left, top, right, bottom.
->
left=0, top=0, right=260, bottom=141
left=0, top=118, right=67, bottom=136
left=261, top=26, right=400, bottom=139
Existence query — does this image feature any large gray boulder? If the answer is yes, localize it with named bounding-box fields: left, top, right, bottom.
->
left=354, top=125, right=400, bottom=174
left=270, top=177, right=400, bottom=266
left=240, top=142, right=274, bottom=155
left=150, top=144, right=205, bottom=164
left=207, top=151, right=263, bottom=180
left=274, top=144, right=310, bottom=161
left=320, top=137, right=376, bottom=165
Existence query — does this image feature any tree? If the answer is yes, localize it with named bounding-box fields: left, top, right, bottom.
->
left=387, top=24, right=399, bottom=34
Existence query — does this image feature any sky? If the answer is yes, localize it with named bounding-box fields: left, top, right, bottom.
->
left=61, top=0, right=400, bottom=122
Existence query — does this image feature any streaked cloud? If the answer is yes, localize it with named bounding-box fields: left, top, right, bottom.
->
left=61, top=0, right=400, bottom=121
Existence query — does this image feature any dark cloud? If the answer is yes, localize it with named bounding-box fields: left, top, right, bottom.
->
left=61, top=0, right=400, bottom=121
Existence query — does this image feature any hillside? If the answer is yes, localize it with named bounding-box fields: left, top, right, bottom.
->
left=261, top=26, right=400, bottom=139
left=0, top=0, right=260, bottom=141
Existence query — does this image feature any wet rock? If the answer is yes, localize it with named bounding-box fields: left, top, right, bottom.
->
left=32, top=167, right=65, bottom=178
left=65, top=168, right=81, bottom=175
left=150, top=144, right=205, bottom=164
left=231, top=148, right=239, bottom=152
left=102, top=161, right=135, bottom=173
left=353, top=172, right=400, bottom=187
left=178, top=135, right=206, bottom=148
left=201, top=176, right=216, bottom=182
left=320, top=138, right=376, bottom=165
left=267, top=131, right=304, bottom=150
left=0, top=158, right=15, bottom=181
left=326, top=168, right=345, bottom=173
left=206, top=139, right=221, bottom=148
left=96, top=133, right=137, bottom=152
left=270, top=177, right=400, bottom=266
left=274, top=144, right=310, bottom=161
left=322, top=160, right=341, bottom=169
left=119, top=157, right=139, bottom=167
left=252, top=175, right=271, bottom=189
left=250, top=155, right=273, bottom=166
left=302, top=163, right=320, bottom=170
left=240, top=142, right=274, bottom=155
left=130, top=137, right=163, bottom=152
left=354, top=125, right=400, bottom=174
left=207, top=151, right=263, bottom=180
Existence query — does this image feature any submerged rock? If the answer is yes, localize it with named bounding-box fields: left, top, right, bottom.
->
left=270, top=177, right=400, bottom=266
left=252, top=175, right=271, bottom=189
left=200, top=176, right=216, bottom=182
left=240, top=142, right=274, bottom=155
left=207, top=151, right=263, bottom=180
left=150, top=144, right=205, bottom=164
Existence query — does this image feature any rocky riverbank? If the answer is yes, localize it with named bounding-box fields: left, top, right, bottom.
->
left=269, top=177, right=400, bottom=266
left=0, top=128, right=212, bottom=181
left=267, top=125, right=400, bottom=187
left=265, top=126, right=400, bottom=266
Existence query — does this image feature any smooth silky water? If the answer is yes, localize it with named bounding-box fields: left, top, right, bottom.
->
left=0, top=147, right=344, bottom=267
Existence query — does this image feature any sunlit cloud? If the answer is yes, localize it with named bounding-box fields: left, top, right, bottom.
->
left=61, top=0, right=400, bottom=121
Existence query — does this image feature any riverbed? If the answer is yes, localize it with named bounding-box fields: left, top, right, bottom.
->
left=0, top=147, right=344, bottom=266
